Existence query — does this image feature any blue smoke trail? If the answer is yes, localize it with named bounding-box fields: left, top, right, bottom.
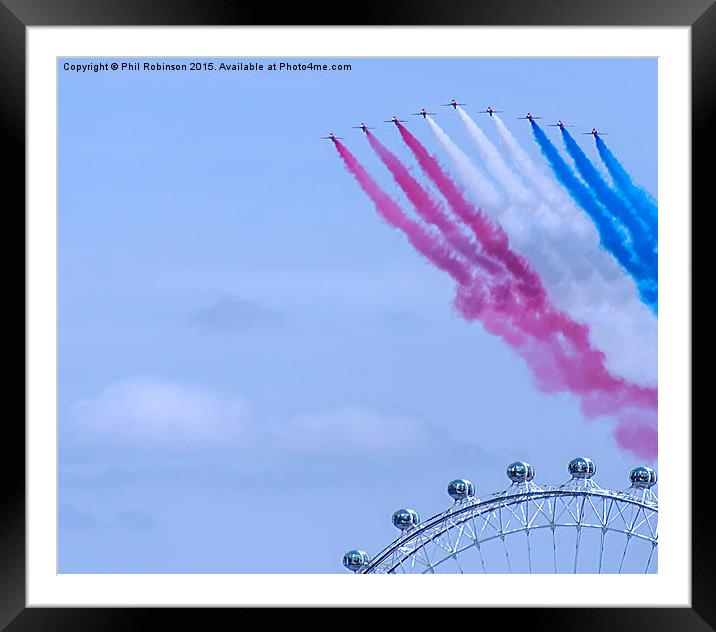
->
left=529, top=120, right=656, bottom=311
left=560, top=128, right=657, bottom=274
left=595, top=135, right=658, bottom=231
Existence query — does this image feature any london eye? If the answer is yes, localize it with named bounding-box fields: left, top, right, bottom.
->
left=343, top=458, right=657, bottom=574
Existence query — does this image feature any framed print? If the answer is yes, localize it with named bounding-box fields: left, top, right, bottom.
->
left=4, top=0, right=710, bottom=627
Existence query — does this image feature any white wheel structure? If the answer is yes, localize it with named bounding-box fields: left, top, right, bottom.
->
left=343, top=458, right=657, bottom=574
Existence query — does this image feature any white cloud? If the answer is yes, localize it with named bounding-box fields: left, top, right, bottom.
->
left=71, top=376, right=249, bottom=449
left=67, top=376, right=434, bottom=462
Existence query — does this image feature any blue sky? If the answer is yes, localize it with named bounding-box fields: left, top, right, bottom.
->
left=58, top=57, right=657, bottom=573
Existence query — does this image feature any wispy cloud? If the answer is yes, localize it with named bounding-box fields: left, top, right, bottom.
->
left=65, top=375, right=440, bottom=466
left=189, top=294, right=284, bottom=334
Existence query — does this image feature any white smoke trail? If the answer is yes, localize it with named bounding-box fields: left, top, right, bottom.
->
left=431, top=114, right=657, bottom=386
left=425, top=117, right=504, bottom=216
left=461, top=109, right=599, bottom=267
left=456, top=107, right=533, bottom=208
left=492, top=114, right=567, bottom=210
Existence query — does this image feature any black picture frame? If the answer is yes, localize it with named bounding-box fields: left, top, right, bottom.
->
left=4, top=0, right=708, bottom=628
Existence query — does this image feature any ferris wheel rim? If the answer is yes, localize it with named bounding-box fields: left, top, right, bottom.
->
left=361, top=485, right=658, bottom=574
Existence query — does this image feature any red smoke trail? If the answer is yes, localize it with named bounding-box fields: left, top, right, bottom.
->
left=614, top=421, right=658, bottom=461
left=334, top=140, right=470, bottom=286
left=365, top=130, right=503, bottom=278
left=397, top=123, right=544, bottom=307
left=455, top=280, right=656, bottom=408
left=335, top=139, right=656, bottom=458
left=455, top=281, right=657, bottom=456
left=335, top=139, right=524, bottom=349
left=363, top=131, right=525, bottom=344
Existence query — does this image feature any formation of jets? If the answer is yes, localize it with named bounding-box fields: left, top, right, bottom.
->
left=322, top=99, right=610, bottom=140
